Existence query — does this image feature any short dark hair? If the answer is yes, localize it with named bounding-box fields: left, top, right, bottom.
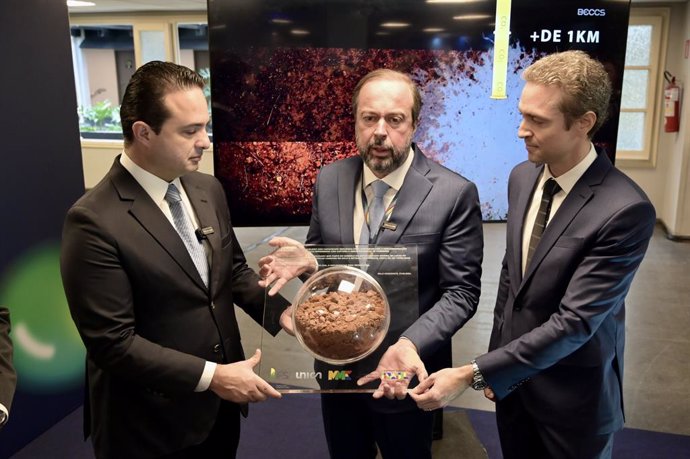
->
left=120, top=61, right=205, bottom=145
left=351, top=69, right=423, bottom=128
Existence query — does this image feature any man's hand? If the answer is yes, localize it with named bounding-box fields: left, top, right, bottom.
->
left=357, top=338, right=427, bottom=400
left=409, top=365, right=473, bottom=411
left=279, top=305, right=295, bottom=336
left=258, top=237, right=317, bottom=296
left=209, top=349, right=281, bottom=403
left=483, top=386, right=496, bottom=402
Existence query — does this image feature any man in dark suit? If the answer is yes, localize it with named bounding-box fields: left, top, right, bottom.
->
left=260, top=69, right=484, bottom=458
left=0, top=307, right=16, bottom=430
left=411, top=51, right=656, bottom=458
left=61, top=61, right=287, bottom=459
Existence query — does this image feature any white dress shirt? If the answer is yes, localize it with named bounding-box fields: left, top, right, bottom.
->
left=354, top=147, right=415, bottom=243
left=521, top=144, right=598, bottom=274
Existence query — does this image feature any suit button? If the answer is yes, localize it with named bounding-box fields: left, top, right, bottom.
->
left=210, top=302, right=216, bottom=310
left=213, top=344, right=221, bottom=354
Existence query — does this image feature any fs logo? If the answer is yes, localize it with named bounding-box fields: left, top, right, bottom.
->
left=328, top=370, right=352, bottom=381
left=577, top=8, right=605, bottom=16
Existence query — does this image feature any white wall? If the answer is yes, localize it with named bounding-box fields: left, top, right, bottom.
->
left=622, top=2, right=690, bottom=237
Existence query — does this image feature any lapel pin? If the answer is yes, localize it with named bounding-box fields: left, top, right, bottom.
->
left=382, top=222, right=397, bottom=231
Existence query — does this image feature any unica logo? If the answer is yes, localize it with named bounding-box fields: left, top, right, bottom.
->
left=328, top=370, right=352, bottom=381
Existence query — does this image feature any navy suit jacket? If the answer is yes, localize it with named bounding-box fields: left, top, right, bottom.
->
left=306, top=145, right=483, bottom=380
left=476, top=151, right=655, bottom=434
left=61, top=158, right=287, bottom=458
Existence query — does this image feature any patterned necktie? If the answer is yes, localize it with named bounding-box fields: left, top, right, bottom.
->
left=360, top=180, right=390, bottom=244
left=525, top=178, right=561, bottom=270
left=164, top=183, right=209, bottom=286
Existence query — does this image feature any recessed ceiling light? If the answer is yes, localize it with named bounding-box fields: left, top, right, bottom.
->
left=423, top=28, right=445, bottom=33
left=66, top=0, right=95, bottom=6
left=271, top=18, right=292, bottom=24
left=381, top=22, right=411, bottom=28
left=291, top=29, right=310, bottom=35
left=427, top=0, right=483, bottom=3
left=453, top=14, right=492, bottom=20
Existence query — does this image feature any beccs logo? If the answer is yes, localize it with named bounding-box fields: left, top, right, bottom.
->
left=577, top=8, right=605, bottom=17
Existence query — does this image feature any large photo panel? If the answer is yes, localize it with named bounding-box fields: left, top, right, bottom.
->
left=209, top=0, right=630, bottom=225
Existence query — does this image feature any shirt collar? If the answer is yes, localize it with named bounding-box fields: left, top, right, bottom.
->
left=120, top=152, right=182, bottom=204
left=543, top=143, right=597, bottom=194
left=362, top=145, right=415, bottom=191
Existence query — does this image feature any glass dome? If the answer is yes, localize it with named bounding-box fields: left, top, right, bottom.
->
left=292, top=266, right=390, bottom=365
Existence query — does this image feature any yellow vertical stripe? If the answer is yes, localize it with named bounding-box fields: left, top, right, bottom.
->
left=491, top=0, right=512, bottom=99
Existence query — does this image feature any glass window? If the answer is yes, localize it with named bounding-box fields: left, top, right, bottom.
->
left=177, top=23, right=211, bottom=133
left=616, top=12, right=667, bottom=166
left=71, top=25, right=133, bottom=139
left=70, top=14, right=209, bottom=140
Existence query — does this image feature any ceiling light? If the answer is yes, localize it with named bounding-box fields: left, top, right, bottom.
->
left=290, top=29, right=310, bottom=35
left=271, top=18, right=292, bottom=24
left=381, top=22, right=411, bottom=28
left=427, top=0, right=483, bottom=3
left=66, top=1, right=95, bottom=6
left=453, top=14, right=492, bottom=20
left=423, top=28, right=445, bottom=33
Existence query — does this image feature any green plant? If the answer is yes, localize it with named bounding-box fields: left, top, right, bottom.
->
left=78, top=100, right=121, bottom=132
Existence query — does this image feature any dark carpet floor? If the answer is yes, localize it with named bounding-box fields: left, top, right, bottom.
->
left=10, top=394, right=690, bottom=458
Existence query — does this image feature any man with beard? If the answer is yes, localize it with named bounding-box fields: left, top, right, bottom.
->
left=260, top=68, right=483, bottom=458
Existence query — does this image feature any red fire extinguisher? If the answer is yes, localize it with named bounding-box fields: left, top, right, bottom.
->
left=664, top=70, right=680, bottom=133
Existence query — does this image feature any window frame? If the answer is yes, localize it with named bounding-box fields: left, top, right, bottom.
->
left=616, top=8, right=669, bottom=168
left=69, top=12, right=208, bottom=147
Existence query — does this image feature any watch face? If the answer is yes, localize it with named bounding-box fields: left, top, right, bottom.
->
left=471, top=379, right=487, bottom=391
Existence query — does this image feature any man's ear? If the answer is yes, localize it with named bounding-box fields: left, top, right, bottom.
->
left=132, top=121, right=153, bottom=144
left=579, top=111, right=597, bottom=135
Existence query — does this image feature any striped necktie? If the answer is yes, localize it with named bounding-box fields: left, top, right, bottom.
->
left=164, top=183, right=209, bottom=286
left=525, top=178, right=561, bottom=270
left=360, top=180, right=390, bottom=244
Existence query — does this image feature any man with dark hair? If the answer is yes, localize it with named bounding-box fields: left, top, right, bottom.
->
left=260, top=68, right=483, bottom=458
left=0, top=307, right=16, bottom=430
left=61, top=61, right=287, bottom=459
left=411, top=50, right=656, bottom=459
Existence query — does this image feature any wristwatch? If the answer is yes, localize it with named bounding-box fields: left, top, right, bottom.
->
left=470, top=360, right=488, bottom=391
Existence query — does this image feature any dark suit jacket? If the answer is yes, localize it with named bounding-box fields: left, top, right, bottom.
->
left=0, top=307, right=16, bottom=425
left=477, top=151, right=655, bottom=435
left=307, top=145, right=483, bottom=391
left=61, top=158, right=286, bottom=458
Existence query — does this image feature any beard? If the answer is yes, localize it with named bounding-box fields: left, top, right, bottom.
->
left=356, top=133, right=412, bottom=177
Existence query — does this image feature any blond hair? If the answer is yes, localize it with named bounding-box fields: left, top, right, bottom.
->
left=523, top=50, right=611, bottom=138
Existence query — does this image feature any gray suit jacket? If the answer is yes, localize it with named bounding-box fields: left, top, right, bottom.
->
left=477, top=151, right=655, bottom=434
left=61, top=158, right=286, bottom=458
left=306, top=145, right=483, bottom=378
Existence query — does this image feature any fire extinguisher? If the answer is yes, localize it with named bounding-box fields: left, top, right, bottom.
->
left=664, top=70, right=680, bottom=133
